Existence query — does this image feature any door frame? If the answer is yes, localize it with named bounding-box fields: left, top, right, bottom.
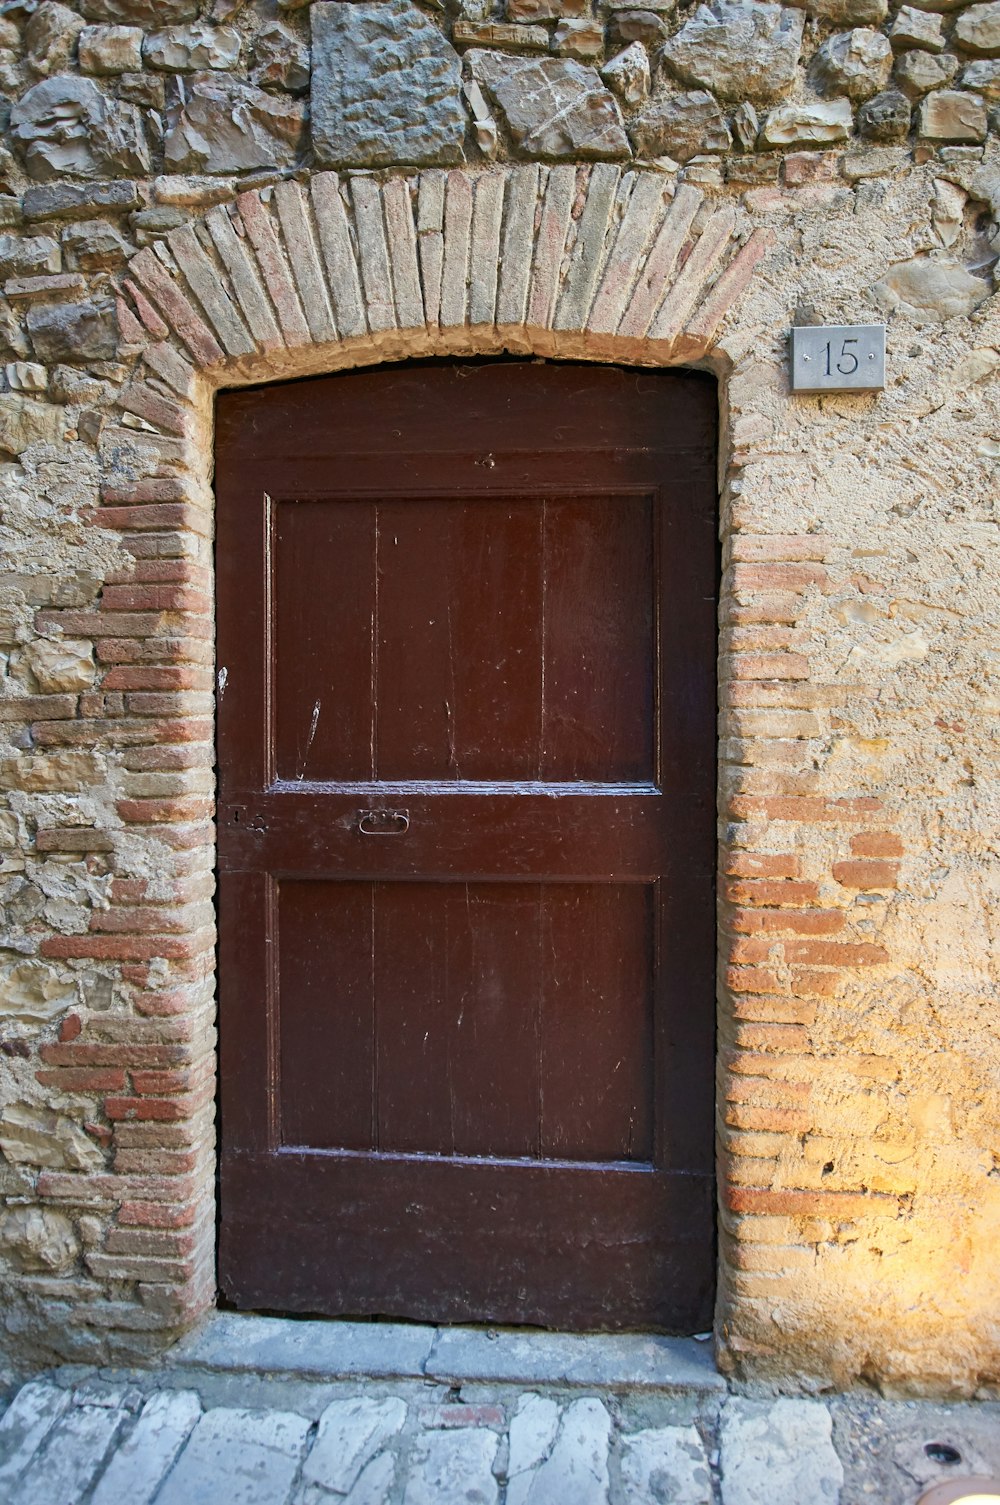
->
left=36, top=164, right=787, bottom=1365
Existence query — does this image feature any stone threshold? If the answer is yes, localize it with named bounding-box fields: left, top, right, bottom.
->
left=164, top=1313, right=725, bottom=1394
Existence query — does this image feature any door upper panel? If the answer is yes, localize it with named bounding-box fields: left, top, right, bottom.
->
left=273, top=493, right=655, bottom=784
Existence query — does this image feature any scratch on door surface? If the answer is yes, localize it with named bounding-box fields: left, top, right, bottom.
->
left=297, top=699, right=321, bottom=780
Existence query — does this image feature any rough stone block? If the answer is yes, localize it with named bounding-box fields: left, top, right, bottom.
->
left=917, top=88, right=988, bottom=139
left=954, top=2, right=1000, bottom=56
left=810, top=28, right=892, bottom=98
left=553, top=19, right=604, bottom=59
left=453, top=20, right=550, bottom=49
left=27, top=298, right=119, bottom=362
left=601, top=42, right=651, bottom=107
left=857, top=86, right=912, bottom=137
left=893, top=48, right=958, bottom=96
left=0, top=392, right=67, bottom=452
left=80, top=0, right=198, bottom=21
left=508, top=0, right=586, bottom=17
left=889, top=5, right=945, bottom=49
left=0, top=1207, right=78, bottom=1272
left=10, top=76, right=150, bottom=181
left=312, top=0, right=466, bottom=169
left=78, top=24, right=144, bottom=73
left=873, top=254, right=990, bottom=317
left=164, top=74, right=304, bottom=173
left=142, top=24, right=242, bottom=72
left=662, top=0, right=804, bottom=104
left=302, top=1397, right=407, bottom=1494
left=760, top=97, right=854, bottom=145
left=467, top=51, right=629, bottom=157
left=0, top=235, right=60, bottom=279
left=630, top=88, right=732, bottom=159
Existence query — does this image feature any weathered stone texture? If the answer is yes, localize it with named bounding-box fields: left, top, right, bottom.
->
left=810, top=28, right=892, bottom=98
left=600, top=43, right=650, bottom=108
left=10, top=77, right=150, bottom=181
left=630, top=89, right=732, bottom=159
left=312, top=0, right=466, bottom=169
left=467, top=52, right=629, bottom=157
left=662, top=0, right=805, bottom=103
left=163, top=74, right=304, bottom=173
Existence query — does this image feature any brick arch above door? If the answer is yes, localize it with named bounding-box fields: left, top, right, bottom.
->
left=114, top=164, right=773, bottom=400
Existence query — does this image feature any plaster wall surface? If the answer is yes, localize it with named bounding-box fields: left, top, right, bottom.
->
left=0, top=0, right=996, bottom=1399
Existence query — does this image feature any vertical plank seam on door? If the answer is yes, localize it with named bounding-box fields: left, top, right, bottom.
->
left=372, top=503, right=379, bottom=780
left=264, top=491, right=276, bottom=789
left=372, top=881, right=378, bottom=1153
left=266, top=872, right=281, bottom=1150
left=538, top=497, right=547, bottom=782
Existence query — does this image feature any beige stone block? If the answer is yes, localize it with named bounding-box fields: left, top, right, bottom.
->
left=78, top=24, right=143, bottom=73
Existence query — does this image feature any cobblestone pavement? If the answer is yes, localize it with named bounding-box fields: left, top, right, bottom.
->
left=2, top=1319, right=1000, bottom=1504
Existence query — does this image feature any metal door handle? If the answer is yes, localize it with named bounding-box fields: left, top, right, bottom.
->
left=358, top=809, right=410, bottom=835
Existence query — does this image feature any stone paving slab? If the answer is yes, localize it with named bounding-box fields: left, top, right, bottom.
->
left=172, top=1313, right=438, bottom=1382
left=3, top=1346, right=1000, bottom=1505
left=425, top=1325, right=725, bottom=1393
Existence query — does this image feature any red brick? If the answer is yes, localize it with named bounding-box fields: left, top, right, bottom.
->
left=95, top=503, right=211, bottom=535
left=116, top=382, right=187, bottom=436
left=726, top=965, right=783, bottom=995
left=730, top=796, right=882, bottom=823
left=723, top=852, right=801, bottom=880
left=114, top=1148, right=201, bottom=1174
left=431, top=1405, right=506, bottom=1428
left=90, top=906, right=201, bottom=936
left=792, top=968, right=842, bottom=997
left=782, top=152, right=839, bottom=187
left=731, top=1023, right=810, bottom=1053
left=730, top=562, right=828, bottom=592
left=126, top=253, right=223, bottom=366
left=732, top=937, right=888, bottom=967
left=730, top=908, right=845, bottom=937
left=78, top=692, right=126, bottom=717
left=106, top=561, right=210, bottom=587
left=725, top=1187, right=894, bottom=1217
left=101, top=666, right=212, bottom=692
left=105, top=1222, right=206, bottom=1257
left=724, top=1104, right=811, bottom=1133
left=132, top=1067, right=199, bottom=1094
left=35, top=1068, right=126, bottom=1091
left=725, top=879, right=821, bottom=907
left=125, top=694, right=213, bottom=717
left=116, top=797, right=213, bottom=823
left=41, top=932, right=213, bottom=961
left=727, top=534, right=831, bottom=564
left=36, top=828, right=115, bottom=853
left=38, top=1170, right=204, bottom=1202
left=725, top=653, right=810, bottom=681
left=60, top=1013, right=83, bottom=1043
left=732, top=996, right=817, bottom=1026
left=832, top=859, right=899, bottom=891
left=102, top=585, right=211, bottom=613
left=119, top=1198, right=203, bottom=1227
left=105, top=1085, right=212, bottom=1121
left=100, top=478, right=187, bottom=505
left=850, top=832, right=904, bottom=858
left=0, top=695, right=78, bottom=721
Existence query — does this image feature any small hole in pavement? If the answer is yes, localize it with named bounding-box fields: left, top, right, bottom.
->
left=924, top=1443, right=962, bottom=1465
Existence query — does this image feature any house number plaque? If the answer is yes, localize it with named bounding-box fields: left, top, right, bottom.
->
left=790, top=324, right=886, bottom=393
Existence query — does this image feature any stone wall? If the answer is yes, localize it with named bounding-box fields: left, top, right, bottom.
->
left=0, top=0, right=996, bottom=1397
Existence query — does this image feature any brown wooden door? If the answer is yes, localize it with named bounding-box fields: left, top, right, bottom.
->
left=216, top=360, right=717, bottom=1331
